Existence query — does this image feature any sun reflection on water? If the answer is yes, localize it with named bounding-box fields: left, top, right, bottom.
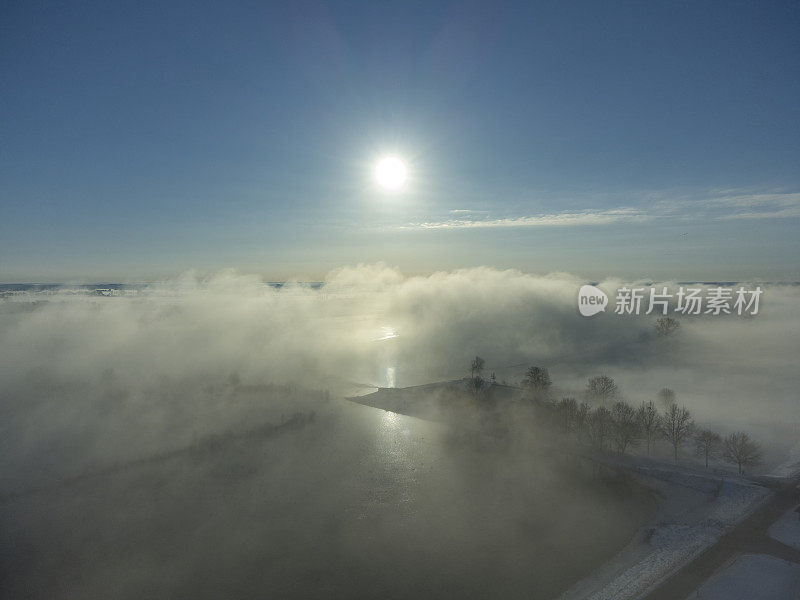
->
left=374, top=326, right=398, bottom=341
left=385, top=366, right=396, bottom=388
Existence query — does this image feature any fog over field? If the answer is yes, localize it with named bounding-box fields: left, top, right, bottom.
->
left=1, top=265, right=797, bottom=598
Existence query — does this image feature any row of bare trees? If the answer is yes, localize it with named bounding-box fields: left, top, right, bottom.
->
left=696, top=430, right=763, bottom=474
left=469, top=359, right=763, bottom=474
left=544, top=397, right=761, bottom=472
left=519, top=365, right=762, bottom=474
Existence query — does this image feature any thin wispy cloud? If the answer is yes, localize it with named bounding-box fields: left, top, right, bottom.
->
left=709, top=192, right=800, bottom=220
left=410, top=208, right=650, bottom=230
left=406, top=191, right=800, bottom=231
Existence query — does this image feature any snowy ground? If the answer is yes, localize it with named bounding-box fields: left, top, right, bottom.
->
left=562, top=454, right=771, bottom=600
left=769, top=504, right=800, bottom=552
left=684, top=554, right=800, bottom=600
left=768, top=441, right=800, bottom=480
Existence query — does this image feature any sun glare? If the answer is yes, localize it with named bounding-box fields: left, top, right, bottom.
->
left=374, top=156, right=407, bottom=191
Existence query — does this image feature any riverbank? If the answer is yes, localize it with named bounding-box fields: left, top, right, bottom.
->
left=561, top=453, right=771, bottom=600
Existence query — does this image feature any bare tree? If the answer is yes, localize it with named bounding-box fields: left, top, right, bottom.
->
left=523, top=366, right=551, bottom=403
left=588, top=406, right=613, bottom=449
left=470, top=356, right=485, bottom=379
left=575, top=401, right=591, bottom=442
left=657, top=387, right=676, bottom=411
left=523, top=366, right=551, bottom=390
left=694, top=429, right=722, bottom=468
left=466, top=375, right=485, bottom=400
left=660, top=404, right=694, bottom=463
left=655, top=317, right=680, bottom=337
left=467, top=356, right=485, bottom=400
left=587, top=375, right=618, bottom=406
left=636, top=401, right=661, bottom=455
left=611, top=401, right=640, bottom=454
left=556, top=397, right=578, bottom=432
left=722, top=431, right=762, bottom=475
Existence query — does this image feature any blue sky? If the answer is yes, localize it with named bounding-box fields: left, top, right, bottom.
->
left=1, top=1, right=799, bottom=282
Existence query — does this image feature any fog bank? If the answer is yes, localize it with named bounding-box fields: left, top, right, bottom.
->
left=0, top=265, right=797, bottom=598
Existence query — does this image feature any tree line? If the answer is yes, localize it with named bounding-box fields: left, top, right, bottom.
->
left=523, top=366, right=762, bottom=474
left=468, top=358, right=762, bottom=475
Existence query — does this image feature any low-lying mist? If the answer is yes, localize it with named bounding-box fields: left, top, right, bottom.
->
left=1, top=264, right=797, bottom=598
left=2, top=264, right=796, bottom=433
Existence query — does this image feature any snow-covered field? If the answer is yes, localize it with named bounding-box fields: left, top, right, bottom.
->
left=685, top=554, right=800, bottom=600
left=562, top=456, right=771, bottom=600
left=769, top=504, right=800, bottom=552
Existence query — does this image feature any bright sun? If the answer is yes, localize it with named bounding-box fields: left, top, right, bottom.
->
left=374, top=156, right=407, bottom=191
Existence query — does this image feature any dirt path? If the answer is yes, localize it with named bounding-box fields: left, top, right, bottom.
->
left=642, top=478, right=800, bottom=600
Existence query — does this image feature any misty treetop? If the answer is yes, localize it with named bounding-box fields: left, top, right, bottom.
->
left=587, top=375, right=618, bottom=406
left=722, top=431, right=763, bottom=475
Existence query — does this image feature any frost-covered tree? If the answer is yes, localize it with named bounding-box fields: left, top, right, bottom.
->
left=723, top=431, right=762, bottom=475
